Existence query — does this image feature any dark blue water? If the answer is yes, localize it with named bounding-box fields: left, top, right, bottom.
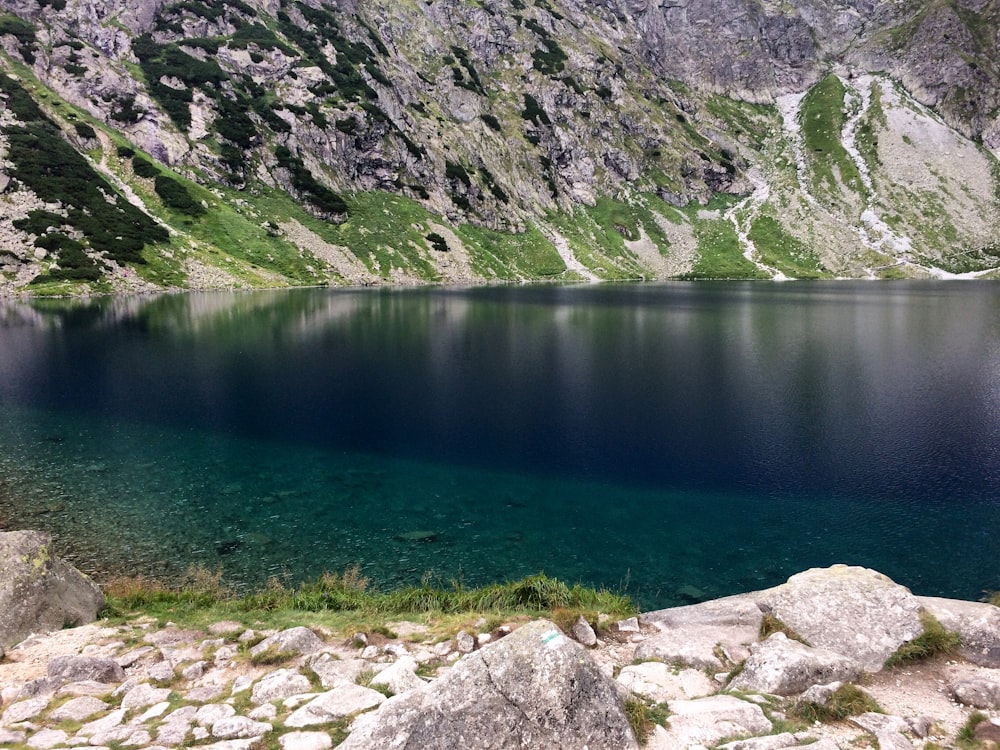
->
left=1, top=282, right=999, bottom=608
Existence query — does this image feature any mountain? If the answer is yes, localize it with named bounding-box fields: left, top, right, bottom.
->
left=0, top=0, right=999, bottom=293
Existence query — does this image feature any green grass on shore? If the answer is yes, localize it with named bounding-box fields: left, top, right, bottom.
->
left=100, top=567, right=637, bottom=636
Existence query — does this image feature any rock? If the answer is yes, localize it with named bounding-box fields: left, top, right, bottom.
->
left=369, top=657, right=426, bottom=695
left=249, top=704, right=278, bottom=721
left=718, top=733, right=799, bottom=750
left=121, top=683, right=172, bottom=711
left=918, top=596, right=1000, bottom=667
left=77, top=707, right=126, bottom=736
left=572, top=615, right=598, bottom=647
left=0, top=729, right=27, bottom=744
left=0, top=531, right=104, bottom=649
left=637, top=594, right=762, bottom=670
left=46, top=696, right=108, bottom=722
left=135, top=701, right=172, bottom=723
left=307, top=656, right=373, bottom=689
left=208, top=621, right=245, bottom=635
left=975, top=717, right=1000, bottom=743
left=199, top=740, right=263, bottom=750
left=616, top=662, right=716, bottom=703
left=196, top=704, right=237, bottom=726
left=211, top=716, right=272, bottom=739
left=250, top=627, right=324, bottom=658
left=655, top=695, right=772, bottom=748
left=284, top=685, right=386, bottom=728
left=798, top=681, right=843, bottom=705
left=25, top=728, right=68, bottom=749
left=2, top=696, right=50, bottom=723
left=57, top=680, right=116, bottom=697
left=455, top=630, right=476, bottom=654
left=617, top=617, right=640, bottom=633
left=47, top=655, right=125, bottom=685
left=279, top=731, right=333, bottom=750
left=729, top=633, right=862, bottom=696
left=338, top=620, right=638, bottom=749
left=250, top=669, right=312, bottom=705
left=758, top=566, right=922, bottom=671
left=182, top=661, right=207, bottom=680
left=147, top=661, right=177, bottom=682
left=952, top=677, right=1000, bottom=709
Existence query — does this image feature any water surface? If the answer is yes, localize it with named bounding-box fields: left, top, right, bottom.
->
left=1, top=282, right=998, bottom=607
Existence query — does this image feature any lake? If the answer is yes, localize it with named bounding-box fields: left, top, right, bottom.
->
left=1, top=281, right=998, bottom=608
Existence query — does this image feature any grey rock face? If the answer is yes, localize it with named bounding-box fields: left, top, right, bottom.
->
left=250, top=627, right=324, bottom=658
left=616, top=662, right=716, bottom=703
left=655, top=694, right=772, bottom=748
left=369, top=657, right=426, bottom=696
left=729, top=633, right=862, bottom=696
left=951, top=677, right=1000, bottom=709
left=0, top=531, right=105, bottom=648
left=47, top=655, right=125, bottom=685
left=758, top=565, right=923, bottom=671
left=339, top=619, right=639, bottom=749
left=284, top=685, right=386, bottom=728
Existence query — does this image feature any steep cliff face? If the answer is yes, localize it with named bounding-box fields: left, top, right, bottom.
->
left=0, top=0, right=998, bottom=293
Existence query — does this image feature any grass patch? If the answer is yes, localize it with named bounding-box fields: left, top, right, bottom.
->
left=759, top=613, right=810, bottom=645
left=958, top=711, right=988, bottom=749
left=458, top=223, right=566, bottom=279
left=789, top=683, right=882, bottom=723
left=799, top=73, right=867, bottom=202
left=624, top=695, right=670, bottom=745
left=748, top=215, right=828, bottom=278
left=884, top=611, right=961, bottom=669
left=247, top=645, right=298, bottom=666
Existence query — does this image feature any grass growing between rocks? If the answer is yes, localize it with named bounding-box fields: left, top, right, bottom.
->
left=101, top=567, right=636, bottom=638
left=788, top=684, right=882, bottom=723
left=957, top=711, right=989, bottom=749
left=623, top=695, right=670, bottom=745
left=883, top=611, right=961, bottom=669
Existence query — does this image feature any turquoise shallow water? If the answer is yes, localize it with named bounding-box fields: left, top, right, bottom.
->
left=1, top=282, right=999, bottom=608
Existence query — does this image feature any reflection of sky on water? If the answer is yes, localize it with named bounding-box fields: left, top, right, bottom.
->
left=0, top=281, right=999, bottom=607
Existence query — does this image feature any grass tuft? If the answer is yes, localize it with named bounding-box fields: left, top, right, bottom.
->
left=759, top=613, right=810, bottom=645
left=624, top=695, right=670, bottom=745
left=788, top=683, right=882, bottom=723
left=957, top=711, right=988, bottom=749
left=884, top=611, right=961, bottom=669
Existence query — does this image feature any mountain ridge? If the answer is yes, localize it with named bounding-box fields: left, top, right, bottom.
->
left=0, top=0, right=999, bottom=293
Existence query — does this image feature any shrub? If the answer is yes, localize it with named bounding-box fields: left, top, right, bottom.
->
left=131, top=156, right=159, bottom=178
left=73, top=122, right=96, bottom=139
left=884, top=611, right=961, bottom=668
left=521, top=93, right=551, bottom=126
left=154, top=174, right=205, bottom=216
left=426, top=232, right=448, bottom=252
left=480, top=113, right=502, bottom=132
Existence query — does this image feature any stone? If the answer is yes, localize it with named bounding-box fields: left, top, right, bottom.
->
left=617, top=617, right=640, bottom=633
left=572, top=615, right=598, bottom=647
left=616, top=662, right=716, bottom=703
left=116, top=647, right=155, bottom=668
left=78, top=708, right=126, bottom=736
left=182, top=661, right=207, bottom=680
left=251, top=669, right=312, bottom=705
left=248, top=704, right=277, bottom=721
left=369, top=656, right=426, bottom=695
left=48, top=656, right=125, bottom=685
left=637, top=595, right=762, bottom=670
left=0, top=729, right=27, bottom=744
left=120, top=683, right=171, bottom=711
left=211, top=717, right=272, bottom=739
left=0, top=531, right=105, bottom=649
left=250, top=627, right=323, bottom=658
left=89, top=726, right=152, bottom=746
left=135, top=702, right=172, bottom=723
left=208, top=621, right=245, bottom=635
left=2, top=697, right=50, bottom=723
left=196, top=704, right=237, bottom=726
left=952, top=677, right=1000, bottom=709
left=718, top=733, right=799, bottom=750
left=729, top=633, right=862, bottom=696
left=455, top=630, right=475, bottom=654
left=199, top=740, right=263, bottom=750
left=187, top=684, right=226, bottom=702
left=758, top=566, right=923, bottom=671
left=47, top=696, right=109, bottom=722
left=57, top=681, right=115, bottom=698
left=284, top=685, right=386, bottom=728
left=308, top=656, right=374, bottom=689
left=918, top=596, right=1000, bottom=667
left=338, top=620, right=638, bottom=749
left=147, top=662, right=176, bottom=682
left=26, top=728, right=68, bottom=749
left=974, top=718, right=1000, bottom=743
left=656, top=695, right=773, bottom=748
left=279, top=731, right=333, bottom=750
left=798, top=681, right=842, bottom=706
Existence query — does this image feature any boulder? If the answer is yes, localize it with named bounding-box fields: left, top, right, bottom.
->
left=758, top=565, right=923, bottom=671
left=918, top=596, right=1000, bottom=667
left=718, top=733, right=800, bottom=750
left=975, top=718, right=1000, bottom=744
left=616, top=662, right=716, bottom=703
left=652, top=694, right=772, bottom=748
left=250, top=627, right=324, bottom=658
left=0, top=531, right=104, bottom=648
left=637, top=594, right=762, bottom=670
left=729, top=633, right=863, bottom=696
left=284, top=685, right=386, bottom=728
left=307, top=656, right=375, bottom=689
left=120, top=682, right=171, bottom=711
left=279, top=731, right=333, bottom=750
left=951, top=677, right=1000, bottom=709
left=251, top=669, right=313, bottom=705
left=369, top=657, right=426, bottom=695
left=572, top=615, right=598, bottom=647
left=47, top=655, right=125, bottom=685
left=211, top=716, right=272, bottom=739
left=46, top=696, right=109, bottom=722
left=338, top=620, right=639, bottom=749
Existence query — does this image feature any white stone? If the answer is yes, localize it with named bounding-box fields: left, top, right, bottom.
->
left=279, top=731, right=332, bottom=750
left=617, top=662, right=715, bottom=703
left=248, top=704, right=277, bottom=721
left=121, top=683, right=171, bottom=711
left=146, top=662, right=176, bottom=682
left=48, top=697, right=109, bottom=723
left=26, top=728, right=68, bottom=749
left=617, top=617, right=641, bottom=633
left=251, top=669, right=312, bottom=705
left=369, top=657, right=426, bottom=695
left=211, top=716, right=271, bottom=739
left=133, top=702, right=171, bottom=724
left=729, top=633, right=862, bottom=696
left=308, top=656, right=373, bottom=689
left=658, top=695, right=772, bottom=748
left=250, top=627, right=323, bottom=658
left=2, top=697, right=50, bottom=724
left=78, top=709, right=126, bottom=737
left=195, top=704, right=236, bottom=726
left=284, top=686, right=386, bottom=727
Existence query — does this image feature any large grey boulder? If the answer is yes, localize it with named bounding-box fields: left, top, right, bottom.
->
left=729, top=633, right=863, bottom=696
left=757, top=565, right=922, bottom=671
left=339, top=619, right=639, bottom=749
left=951, top=677, right=1000, bottom=709
left=47, top=655, right=125, bottom=685
left=0, top=531, right=104, bottom=648
left=918, top=596, right=1000, bottom=667
left=250, top=627, right=324, bottom=658
left=637, top=594, right=762, bottom=670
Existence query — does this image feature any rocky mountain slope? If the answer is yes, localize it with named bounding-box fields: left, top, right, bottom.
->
left=0, top=0, right=999, bottom=293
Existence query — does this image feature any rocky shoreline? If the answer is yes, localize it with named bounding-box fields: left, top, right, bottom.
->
left=1, top=531, right=999, bottom=749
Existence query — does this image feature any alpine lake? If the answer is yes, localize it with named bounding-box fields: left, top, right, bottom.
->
left=1, top=281, right=998, bottom=609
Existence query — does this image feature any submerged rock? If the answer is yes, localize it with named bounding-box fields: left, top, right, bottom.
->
left=0, top=530, right=104, bottom=649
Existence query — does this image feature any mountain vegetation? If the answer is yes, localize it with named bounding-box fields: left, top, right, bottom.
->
left=0, top=0, right=999, bottom=293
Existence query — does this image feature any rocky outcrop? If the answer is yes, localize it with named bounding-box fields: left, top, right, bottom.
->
left=0, top=531, right=104, bottom=649
left=729, top=633, right=863, bottom=696
left=338, top=619, right=639, bottom=749
left=919, top=595, right=1000, bottom=668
